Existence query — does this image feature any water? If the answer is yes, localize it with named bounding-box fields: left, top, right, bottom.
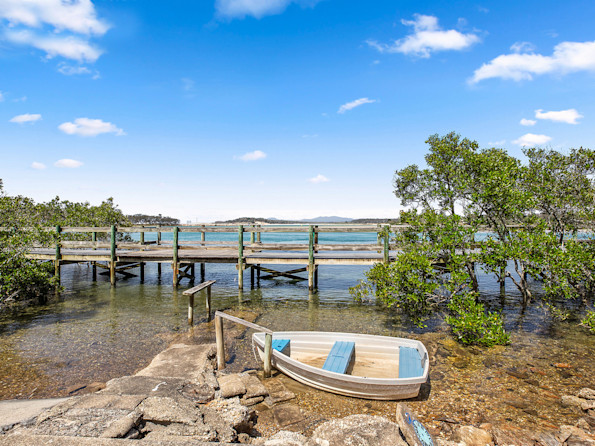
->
left=0, top=232, right=593, bottom=432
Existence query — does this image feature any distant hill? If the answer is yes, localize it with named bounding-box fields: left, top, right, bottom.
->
left=300, top=216, right=353, bottom=223
left=215, top=216, right=399, bottom=224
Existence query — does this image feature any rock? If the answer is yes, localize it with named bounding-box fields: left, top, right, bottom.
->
left=312, top=414, right=404, bottom=446
left=451, top=426, right=493, bottom=446
left=218, top=374, right=247, bottom=398
left=239, top=373, right=269, bottom=399
left=559, top=425, right=595, bottom=445
left=206, top=397, right=254, bottom=433
left=272, top=404, right=305, bottom=428
left=582, top=401, right=595, bottom=411
left=241, top=395, right=265, bottom=406
left=141, top=420, right=218, bottom=442
left=180, top=382, right=216, bottom=403
left=524, top=379, right=540, bottom=387
left=533, top=431, right=561, bottom=446
left=563, top=395, right=586, bottom=408
left=101, top=375, right=186, bottom=398
left=259, top=430, right=310, bottom=446
left=137, top=396, right=201, bottom=424
left=584, top=415, right=595, bottom=430
left=100, top=410, right=141, bottom=438
left=491, top=427, right=538, bottom=446
left=505, top=399, right=529, bottom=410
left=506, top=367, right=529, bottom=380
left=579, top=389, right=595, bottom=400
left=396, top=403, right=435, bottom=446
left=263, top=378, right=296, bottom=405
left=135, top=343, right=217, bottom=382
left=577, top=418, right=591, bottom=431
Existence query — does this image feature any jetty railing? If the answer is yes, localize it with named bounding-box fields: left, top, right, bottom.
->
left=183, top=280, right=216, bottom=324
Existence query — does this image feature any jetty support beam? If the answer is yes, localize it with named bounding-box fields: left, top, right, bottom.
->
left=110, top=225, right=117, bottom=286
left=238, top=225, right=244, bottom=290
left=173, top=226, right=179, bottom=287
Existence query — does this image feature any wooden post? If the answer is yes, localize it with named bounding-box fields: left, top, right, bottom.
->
left=92, top=231, right=97, bottom=250
left=215, top=315, right=225, bottom=369
left=173, top=226, right=179, bottom=287
left=157, top=226, right=161, bottom=245
left=314, top=227, right=319, bottom=287
left=140, top=230, right=145, bottom=245
left=238, top=225, right=244, bottom=290
left=251, top=266, right=255, bottom=288
left=54, top=225, right=61, bottom=285
left=188, top=293, right=194, bottom=325
left=110, top=225, right=117, bottom=286
left=257, top=226, right=261, bottom=244
left=157, top=262, right=162, bottom=277
left=263, top=332, right=273, bottom=378
left=383, top=228, right=390, bottom=264
left=190, top=263, right=195, bottom=279
left=140, top=262, right=145, bottom=282
left=308, top=225, right=315, bottom=290
left=206, top=285, right=212, bottom=322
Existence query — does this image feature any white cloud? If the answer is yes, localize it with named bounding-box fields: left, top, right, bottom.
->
left=0, top=0, right=108, bottom=63
left=535, top=108, right=583, bottom=124
left=510, top=41, right=536, bottom=54
left=215, top=0, right=319, bottom=19
left=31, top=161, right=46, bottom=170
left=338, top=97, right=376, bottom=114
left=237, top=150, right=267, bottom=161
left=308, top=174, right=329, bottom=183
left=513, top=133, right=552, bottom=147
left=367, top=14, right=479, bottom=58
left=0, top=0, right=109, bottom=35
left=57, top=63, right=99, bottom=78
left=520, top=118, right=536, bottom=126
left=9, top=113, right=41, bottom=123
left=54, top=159, right=83, bottom=168
left=58, top=118, right=125, bottom=137
left=471, top=40, right=595, bottom=83
left=6, top=30, right=102, bottom=62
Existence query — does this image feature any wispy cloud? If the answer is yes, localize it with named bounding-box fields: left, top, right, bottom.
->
left=470, top=40, right=595, bottom=83
left=181, top=77, right=195, bottom=92
left=0, top=0, right=108, bottom=64
left=520, top=118, right=536, bottom=126
left=367, top=14, right=479, bottom=58
left=31, top=161, right=46, bottom=170
left=9, top=113, right=41, bottom=124
left=236, top=150, right=267, bottom=161
left=54, top=159, right=83, bottom=168
left=215, top=0, right=320, bottom=20
left=535, top=108, right=583, bottom=124
left=58, top=63, right=99, bottom=78
left=58, top=118, right=125, bottom=137
left=338, top=98, right=376, bottom=114
left=513, top=133, right=552, bottom=147
left=308, top=174, right=329, bottom=183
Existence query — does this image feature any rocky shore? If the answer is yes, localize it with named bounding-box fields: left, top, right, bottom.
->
left=1, top=327, right=594, bottom=445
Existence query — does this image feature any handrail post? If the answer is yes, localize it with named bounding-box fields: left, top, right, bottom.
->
left=140, top=227, right=145, bottom=245
left=110, top=225, right=117, bottom=286
left=157, top=224, right=161, bottom=245
left=263, top=333, right=272, bottom=377
left=173, top=226, right=179, bottom=287
left=308, top=225, right=315, bottom=290
left=383, top=226, right=389, bottom=264
left=55, top=225, right=61, bottom=285
left=238, top=225, right=244, bottom=290
left=92, top=231, right=97, bottom=250
left=215, top=314, right=225, bottom=369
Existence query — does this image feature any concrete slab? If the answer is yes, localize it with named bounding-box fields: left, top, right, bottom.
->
left=0, top=433, right=237, bottom=445
left=135, top=343, right=216, bottom=382
left=0, top=398, right=68, bottom=429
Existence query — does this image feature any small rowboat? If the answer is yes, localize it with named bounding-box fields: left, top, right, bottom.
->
left=252, top=330, right=429, bottom=400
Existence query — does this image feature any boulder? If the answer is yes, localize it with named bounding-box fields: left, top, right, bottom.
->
left=563, top=395, right=586, bottom=408
left=218, top=374, right=247, bottom=399
left=578, top=389, right=595, bottom=400
left=451, top=426, right=494, bottom=446
left=206, top=397, right=254, bottom=433
left=582, top=400, right=595, bottom=411
left=239, top=373, right=269, bottom=399
left=312, top=414, right=404, bottom=446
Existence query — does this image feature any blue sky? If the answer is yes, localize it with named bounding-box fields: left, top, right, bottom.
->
left=1, top=0, right=595, bottom=221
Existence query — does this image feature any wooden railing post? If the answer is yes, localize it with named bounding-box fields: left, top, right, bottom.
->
left=263, top=333, right=272, bottom=377
left=314, top=226, right=319, bottom=288
left=140, top=228, right=145, bottom=245
left=55, top=225, right=61, bottom=284
left=238, top=225, right=244, bottom=290
left=383, top=227, right=390, bottom=264
left=215, top=314, right=225, bottom=369
left=187, top=293, right=194, bottom=325
left=200, top=230, right=206, bottom=280
left=157, top=225, right=161, bottom=245
left=206, top=285, right=212, bottom=322
left=110, top=225, right=117, bottom=286
left=308, top=225, right=315, bottom=290
left=173, top=226, right=179, bottom=287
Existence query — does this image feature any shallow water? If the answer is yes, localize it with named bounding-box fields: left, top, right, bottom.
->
left=0, top=247, right=593, bottom=431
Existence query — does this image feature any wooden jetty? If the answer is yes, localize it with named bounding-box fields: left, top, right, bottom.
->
left=24, top=224, right=397, bottom=290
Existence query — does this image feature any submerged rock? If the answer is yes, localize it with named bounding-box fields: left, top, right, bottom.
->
left=579, top=389, right=595, bottom=401
left=451, top=426, right=494, bottom=446
left=312, top=414, right=403, bottom=446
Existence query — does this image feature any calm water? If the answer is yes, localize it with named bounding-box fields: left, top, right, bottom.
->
left=0, top=232, right=593, bottom=430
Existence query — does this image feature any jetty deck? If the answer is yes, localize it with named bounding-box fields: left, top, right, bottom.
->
left=23, top=224, right=396, bottom=290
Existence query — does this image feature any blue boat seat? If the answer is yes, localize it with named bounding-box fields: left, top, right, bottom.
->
left=399, top=346, right=423, bottom=378
left=272, top=339, right=290, bottom=355
left=322, top=341, right=355, bottom=374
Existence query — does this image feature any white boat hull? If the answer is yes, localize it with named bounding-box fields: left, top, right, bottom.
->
left=252, top=331, right=428, bottom=400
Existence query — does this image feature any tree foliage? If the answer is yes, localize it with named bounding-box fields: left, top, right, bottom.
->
left=353, top=132, right=595, bottom=343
